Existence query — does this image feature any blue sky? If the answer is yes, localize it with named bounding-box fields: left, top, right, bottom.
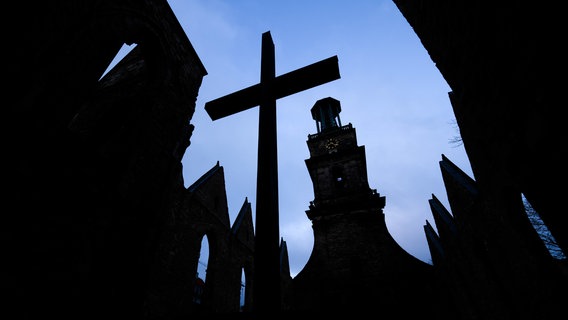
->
left=162, top=0, right=474, bottom=277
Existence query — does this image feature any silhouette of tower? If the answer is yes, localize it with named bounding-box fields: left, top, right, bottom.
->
left=290, top=97, right=440, bottom=316
left=304, top=97, right=382, bottom=215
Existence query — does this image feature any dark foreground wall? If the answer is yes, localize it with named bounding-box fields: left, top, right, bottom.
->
left=6, top=1, right=206, bottom=319
left=393, top=1, right=568, bottom=319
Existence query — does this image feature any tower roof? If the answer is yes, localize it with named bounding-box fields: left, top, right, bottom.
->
left=311, top=97, right=342, bottom=132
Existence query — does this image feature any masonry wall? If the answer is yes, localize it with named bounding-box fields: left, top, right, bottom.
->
left=6, top=1, right=206, bottom=319
left=144, top=164, right=255, bottom=318
left=393, top=1, right=568, bottom=318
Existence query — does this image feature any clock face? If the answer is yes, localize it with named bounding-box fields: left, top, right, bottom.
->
left=325, top=138, right=340, bottom=151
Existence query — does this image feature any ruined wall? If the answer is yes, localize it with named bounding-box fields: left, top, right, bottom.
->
left=144, top=164, right=255, bottom=318
left=391, top=0, right=566, bottom=254
left=392, top=1, right=567, bottom=318
left=7, top=1, right=206, bottom=319
left=425, top=155, right=567, bottom=320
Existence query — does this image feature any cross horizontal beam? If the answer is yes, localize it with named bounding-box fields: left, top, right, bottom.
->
left=204, top=55, right=340, bottom=121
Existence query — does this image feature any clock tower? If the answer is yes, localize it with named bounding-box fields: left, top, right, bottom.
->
left=304, top=97, right=385, bottom=219
left=291, top=97, right=436, bottom=315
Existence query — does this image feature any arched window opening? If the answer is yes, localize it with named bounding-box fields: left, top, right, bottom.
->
left=99, top=43, right=137, bottom=80
left=522, top=194, right=566, bottom=260
left=194, top=235, right=209, bottom=305
left=332, top=166, right=345, bottom=189
left=240, top=268, right=246, bottom=312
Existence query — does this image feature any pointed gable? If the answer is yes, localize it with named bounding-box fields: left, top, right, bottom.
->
left=231, top=198, right=255, bottom=251
left=424, top=220, right=445, bottom=265
left=186, top=161, right=230, bottom=228
left=280, top=237, right=291, bottom=277
left=439, top=154, right=479, bottom=223
left=427, top=194, right=462, bottom=265
left=429, top=193, right=458, bottom=241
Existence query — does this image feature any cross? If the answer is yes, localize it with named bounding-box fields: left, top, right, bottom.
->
left=204, top=31, right=340, bottom=314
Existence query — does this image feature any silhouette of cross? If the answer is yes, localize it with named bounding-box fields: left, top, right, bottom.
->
left=205, top=31, right=340, bottom=314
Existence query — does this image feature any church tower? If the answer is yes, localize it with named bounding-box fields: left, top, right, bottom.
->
left=290, top=97, right=444, bottom=316
left=304, top=96, right=385, bottom=220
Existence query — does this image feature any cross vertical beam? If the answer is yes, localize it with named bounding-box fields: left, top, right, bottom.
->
left=254, top=31, right=280, bottom=314
left=204, top=31, right=340, bottom=315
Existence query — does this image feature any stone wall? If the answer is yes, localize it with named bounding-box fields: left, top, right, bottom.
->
left=6, top=1, right=206, bottom=319
left=392, top=1, right=568, bottom=318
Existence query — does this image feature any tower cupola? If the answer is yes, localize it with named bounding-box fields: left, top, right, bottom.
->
left=311, top=97, right=342, bottom=133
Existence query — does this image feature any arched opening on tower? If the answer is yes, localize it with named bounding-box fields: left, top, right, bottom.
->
left=332, top=166, right=345, bottom=190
